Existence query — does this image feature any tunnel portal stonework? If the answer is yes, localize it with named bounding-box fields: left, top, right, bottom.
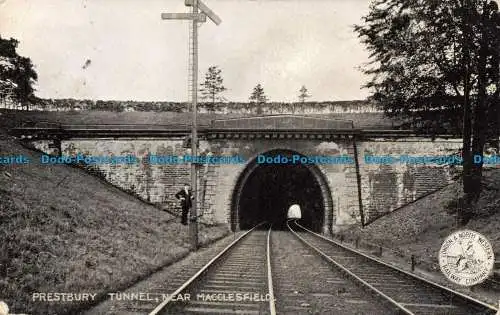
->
left=28, top=116, right=462, bottom=234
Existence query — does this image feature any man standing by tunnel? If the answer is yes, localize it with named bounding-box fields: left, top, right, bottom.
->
left=175, top=183, right=193, bottom=225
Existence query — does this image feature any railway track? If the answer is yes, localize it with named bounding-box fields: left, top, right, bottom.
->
left=149, top=222, right=276, bottom=315
left=288, top=219, right=498, bottom=315
left=270, top=229, right=398, bottom=314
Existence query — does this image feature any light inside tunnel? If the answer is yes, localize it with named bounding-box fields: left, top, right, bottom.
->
left=234, top=151, right=325, bottom=232
left=287, top=204, right=302, bottom=219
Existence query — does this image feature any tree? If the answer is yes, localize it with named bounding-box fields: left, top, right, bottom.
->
left=355, top=0, right=499, bottom=224
left=0, top=36, right=38, bottom=110
left=249, top=83, right=268, bottom=114
left=199, top=65, right=227, bottom=112
left=297, top=85, right=311, bottom=113
left=298, top=85, right=311, bottom=103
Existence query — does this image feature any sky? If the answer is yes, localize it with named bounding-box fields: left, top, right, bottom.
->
left=0, top=0, right=372, bottom=102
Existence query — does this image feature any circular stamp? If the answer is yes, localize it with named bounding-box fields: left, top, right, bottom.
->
left=439, top=230, right=495, bottom=286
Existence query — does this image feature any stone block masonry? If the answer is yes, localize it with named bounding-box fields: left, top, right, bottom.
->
left=61, top=139, right=193, bottom=217
left=358, top=139, right=462, bottom=223
left=29, top=136, right=463, bottom=231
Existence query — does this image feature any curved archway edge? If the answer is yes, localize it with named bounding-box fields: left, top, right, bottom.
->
left=230, top=149, right=334, bottom=234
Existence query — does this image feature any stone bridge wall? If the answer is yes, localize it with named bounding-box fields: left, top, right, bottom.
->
left=30, top=137, right=462, bottom=230
left=357, top=139, right=462, bottom=223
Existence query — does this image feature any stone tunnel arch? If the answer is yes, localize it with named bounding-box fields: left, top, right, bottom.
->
left=230, top=149, right=334, bottom=233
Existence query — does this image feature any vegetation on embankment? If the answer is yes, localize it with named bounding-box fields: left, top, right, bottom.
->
left=339, top=168, right=500, bottom=273
left=11, top=98, right=371, bottom=113
left=0, top=107, right=397, bottom=130
left=0, top=134, right=230, bottom=315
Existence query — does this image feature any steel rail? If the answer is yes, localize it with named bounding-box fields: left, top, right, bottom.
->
left=293, top=220, right=499, bottom=313
left=149, top=222, right=265, bottom=315
left=287, top=220, right=414, bottom=314
left=266, top=224, right=277, bottom=315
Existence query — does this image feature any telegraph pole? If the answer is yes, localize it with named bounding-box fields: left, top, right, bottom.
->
left=162, top=0, right=221, bottom=251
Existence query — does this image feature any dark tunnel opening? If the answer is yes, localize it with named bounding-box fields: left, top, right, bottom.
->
left=235, top=151, right=325, bottom=232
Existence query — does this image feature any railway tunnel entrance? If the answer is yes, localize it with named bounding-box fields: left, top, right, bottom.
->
left=231, top=149, right=333, bottom=233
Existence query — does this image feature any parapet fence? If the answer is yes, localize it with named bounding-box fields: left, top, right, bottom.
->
left=331, top=232, right=500, bottom=290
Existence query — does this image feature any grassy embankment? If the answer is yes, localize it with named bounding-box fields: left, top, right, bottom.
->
left=338, top=169, right=500, bottom=302
left=340, top=169, right=500, bottom=257
left=0, top=127, right=229, bottom=314
left=0, top=108, right=396, bottom=130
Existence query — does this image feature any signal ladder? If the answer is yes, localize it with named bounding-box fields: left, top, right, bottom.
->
left=187, top=9, right=203, bottom=106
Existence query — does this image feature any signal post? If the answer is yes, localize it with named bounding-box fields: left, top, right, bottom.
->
left=161, top=0, right=221, bottom=251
